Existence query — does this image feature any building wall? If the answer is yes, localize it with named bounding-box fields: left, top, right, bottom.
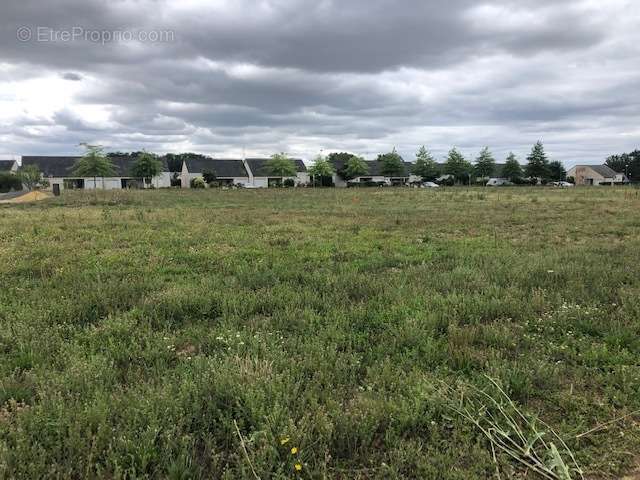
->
left=332, top=175, right=388, bottom=187
left=250, top=175, right=305, bottom=188
left=180, top=172, right=250, bottom=188
left=46, top=173, right=171, bottom=191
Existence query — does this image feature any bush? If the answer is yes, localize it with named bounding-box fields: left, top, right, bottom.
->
left=0, top=173, right=23, bottom=193
left=512, top=177, right=529, bottom=185
left=283, top=178, right=295, bottom=188
left=190, top=177, right=206, bottom=189
left=438, top=177, right=455, bottom=187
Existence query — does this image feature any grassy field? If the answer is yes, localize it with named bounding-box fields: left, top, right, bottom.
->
left=1, top=187, right=640, bottom=479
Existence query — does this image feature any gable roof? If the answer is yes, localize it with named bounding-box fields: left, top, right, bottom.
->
left=21, top=155, right=169, bottom=177
left=329, top=158, right=412, bottom=177
left=0, top=160, right=17, bottom=171
left=246, top=158, right=306, bottom=176
left=573, top=164, right=620, bottom=178
left=182, top=158, right=248, bottom=177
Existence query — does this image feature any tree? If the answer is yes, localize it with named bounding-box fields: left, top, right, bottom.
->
left=502, top=152, right=523, bottom=181
left=377, top=148, right=405, bottom=177
left=308, top=155, right=335, bottom=186
left=0, top=173, right=23, bottom=193
left=265, top=153, right=297, bottom=177
left=340, top=155, right=369, bottom=180
left=444, top=148, right=473, bottom=184
left=412, top=146, right=439, bottom=181
left=131, top=151, right=163, bottom=187
left=548, top=160, right=567, bottom=182
left=474, top=147, right=496, bottom=180
left=19, top=165, right=43, bottom=191
left=525, top=141, right=550, bottom=181
left=72, top=144, right=117, bottom=189
left=629, top=150, right=640, bottom=182
left=164, top=154, right=185, bottom=173
left=202, top=169, right=217, bottom=185
left=605, top=150, right=640, bottom=182
left=605, top=154, right=629, bottom=174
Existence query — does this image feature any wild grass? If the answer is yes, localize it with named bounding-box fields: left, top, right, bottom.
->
left=1, top=187, right=640, bottom=479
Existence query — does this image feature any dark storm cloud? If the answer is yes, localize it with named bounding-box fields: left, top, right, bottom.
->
left=0, top=0, right=638, bottom=164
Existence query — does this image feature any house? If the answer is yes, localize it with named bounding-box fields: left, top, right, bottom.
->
left=20, top=155, right=172, bottom=191
left=244, top=158, right=309, bottom=187
left=0, top=160, right=18, bottom=174
left=330, top=158, right=415, bottom=187
left=567, top=165, right=629, bottom=186
left=179, top=158, right=250, bottom=188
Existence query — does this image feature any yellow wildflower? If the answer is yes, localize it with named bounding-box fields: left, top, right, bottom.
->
left=291, top=447, right=298, bottom=455
left=280, top=437, right=290, bottom=445
left=294, top=463, right=303, bottom=471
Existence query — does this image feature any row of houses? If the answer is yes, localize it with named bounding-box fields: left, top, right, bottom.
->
left=0, top=155, right=630, bottom=189
left=5, top=156, right=309, bottom=191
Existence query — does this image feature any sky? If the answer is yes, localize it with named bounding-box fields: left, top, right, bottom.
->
left=0, top=0, right=638, bottom=166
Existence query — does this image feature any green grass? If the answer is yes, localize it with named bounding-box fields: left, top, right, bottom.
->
left=1, top=187, right=640, bottom=479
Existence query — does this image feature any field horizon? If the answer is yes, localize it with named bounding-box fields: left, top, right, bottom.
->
left=1, top=187, right=639, bottom=479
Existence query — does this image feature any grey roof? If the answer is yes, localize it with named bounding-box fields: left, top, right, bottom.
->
left=574, top=164, right=620, bottom=178
left=246, top=158, right=306, bottom=176
left=21, top=155, right=168, bottom=177
left=183, top=158, right=248, bottom=177
left=330, top=158, right=412, bottom=177
left=0, top=160, right=17, bottom=171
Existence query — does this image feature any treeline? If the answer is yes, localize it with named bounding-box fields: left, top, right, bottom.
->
left=316, top=141, right=567, bottom=184
left=605, top=150, right=640, bottom=182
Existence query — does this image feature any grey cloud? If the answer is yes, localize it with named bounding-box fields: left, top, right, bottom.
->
left=0, top=0, right=638, bottom=165
left=61, top=72, right=83, bottom=81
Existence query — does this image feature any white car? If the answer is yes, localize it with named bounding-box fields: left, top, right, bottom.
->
left=422, top=182, right=440, bottom=188
left=486, top=178, right=513, bottom=186
left=556, top=181, right=574, bottom=188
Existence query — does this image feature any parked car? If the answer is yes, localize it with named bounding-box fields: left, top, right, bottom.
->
left=486, top=178, right=513, bottom=186
left=422, top=181, right=440, bottom=188
left=553, top=181, right=574, bottom=188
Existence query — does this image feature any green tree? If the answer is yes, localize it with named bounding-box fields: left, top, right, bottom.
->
left=412, top=146, right=439, bottom=181
left=131, top=151, right=163, bottom=187
left=548, top=160, right=567, bottom=182
left=525, top=141, right=550, bottom=181
left=377, top=149, right=405, bottom=177
left=202, top=169, right=217, bottom=185
left=19, top=165, right=43, bottom=191
left=605, top=154, right=628, bottom=174
left=72, top=144, right=117, bottom=189
left=164, top=153, right=185, bottom=172
left=0, top=173, right=23, bottom=192
left=308, top=155, right=335, bottom=186
left=502, top=152, right=523, bottom=181
left=444, top=148, right=473, bottom=184
left=340, top=155, right=369, bottom=180
left=265, top=153, right=297, bottom=177
left=629, top=150, right=640, bottom=182
left=474, top=147, right=496, bottom=179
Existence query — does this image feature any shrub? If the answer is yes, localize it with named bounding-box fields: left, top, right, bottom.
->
left=190, top=177, right=206, bottom=189
left=0, top=173, right=23, bottom=192
left=283, top=178, right=295, bottom=188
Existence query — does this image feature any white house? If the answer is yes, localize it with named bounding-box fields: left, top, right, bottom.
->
left=179, top=158, right=250, bottom=188
left=20, top=156, right=172, bottom=191
left=244, top=158, right=309, bottom=187
left=567, top=165, right=629, bottom=186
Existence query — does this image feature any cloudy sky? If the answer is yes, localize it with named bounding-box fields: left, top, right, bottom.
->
left=1, top=0, right=638, bottom=165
